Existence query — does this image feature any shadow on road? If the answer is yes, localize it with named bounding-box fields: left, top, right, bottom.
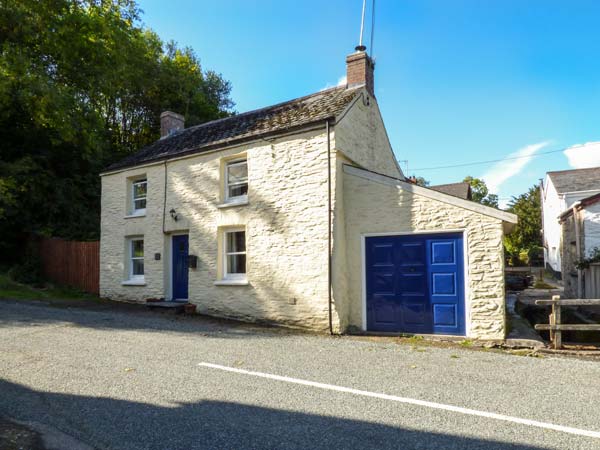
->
left=0, top=378, right=549, bottom=450
left=0, top=298, right=300, bottom=340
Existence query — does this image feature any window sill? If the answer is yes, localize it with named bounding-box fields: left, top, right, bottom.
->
left=122, top=279, right=146, bottom=286
left=124, top=213, right=146, bottom=219
left=216, top=200, right=249, bottom=209
left=214, top=279, right=249, bottom=286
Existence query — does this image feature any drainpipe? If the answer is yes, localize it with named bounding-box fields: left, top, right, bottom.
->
left=326, top=120, right=333, bottom=335
left=573, top=204, right=583, bottom=298
left=162, top=160, right=168, bottom=234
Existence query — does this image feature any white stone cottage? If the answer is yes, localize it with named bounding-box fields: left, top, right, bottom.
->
left=542, top=167, right=600, bottom=277
left=100, top=49, right=517, bottom=340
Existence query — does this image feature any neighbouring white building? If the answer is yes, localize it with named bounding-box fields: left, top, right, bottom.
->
left=559, top=193, right=600, bottom=298
left=99, top=47, right=517, bottom=340
left=542, top=167, right=600, bottom=277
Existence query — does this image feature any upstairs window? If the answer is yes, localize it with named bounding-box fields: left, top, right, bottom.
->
left=129, top=238, right=144, bottom=279
left=225, top=160, right=248, bottom=203
left=224, top=229, right=246, bottom=280
left=132, top=179, right=147, bottom=215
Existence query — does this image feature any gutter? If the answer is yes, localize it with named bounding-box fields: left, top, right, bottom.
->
left=162, top=160, right=168, bottom=234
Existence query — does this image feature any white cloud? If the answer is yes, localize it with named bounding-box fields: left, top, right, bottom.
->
left=564, top=141, right=600, bottom=169
left=320, top=75, right=347, bottom=91
left=481, top=141, right=550, bottom=195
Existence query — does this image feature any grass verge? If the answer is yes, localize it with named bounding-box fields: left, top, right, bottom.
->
left=0, top=272, right=97, bottom=303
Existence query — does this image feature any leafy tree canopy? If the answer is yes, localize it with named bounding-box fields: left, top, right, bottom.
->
left=504, top=184, right=542, bottom=255
left=463, top=176, right=499, bottom=208
left=0, top=0, right=233, bottom=260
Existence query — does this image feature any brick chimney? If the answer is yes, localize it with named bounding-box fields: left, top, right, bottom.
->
left=160, top=111, right=185, bottom=138
left=346, top=47, right=375, bottom=96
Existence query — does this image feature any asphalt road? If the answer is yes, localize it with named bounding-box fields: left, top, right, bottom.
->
left=1, top=299, right=600, bottom=450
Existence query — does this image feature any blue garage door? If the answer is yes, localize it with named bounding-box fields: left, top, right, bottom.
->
left=365, top=233, right=465, bottom=335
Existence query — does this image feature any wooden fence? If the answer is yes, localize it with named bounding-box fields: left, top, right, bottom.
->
left=37, top=237, right=100, bottom=295
left=535, top=295, right=600, bottom=349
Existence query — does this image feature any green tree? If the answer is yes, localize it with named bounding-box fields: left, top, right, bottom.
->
left=463, top=176, right=499, bottom=208
left=413, top=176, right=430, bottom=187
left=0, top=0, right=233, bottom=261
left=504, top=184, right=542, bottom=265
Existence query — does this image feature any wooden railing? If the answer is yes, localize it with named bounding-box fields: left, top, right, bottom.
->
left=535, top=295, right=600, bottom=349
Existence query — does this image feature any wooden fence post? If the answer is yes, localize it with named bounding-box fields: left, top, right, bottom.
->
left=552, top=295, right=561, bottom=350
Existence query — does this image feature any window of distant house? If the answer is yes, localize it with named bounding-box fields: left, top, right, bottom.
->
left=129, top=238, right=144, bottom=279
left=223, top=229, right=246, bottom=280
left=132, top=179, right=147, bottom=215
left=225, top=160, right=248, bottom=203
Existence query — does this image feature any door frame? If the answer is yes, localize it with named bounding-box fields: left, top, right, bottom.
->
left=168, top=232, right=189, bottom=301
left=361, top=229, right=470, bottom=337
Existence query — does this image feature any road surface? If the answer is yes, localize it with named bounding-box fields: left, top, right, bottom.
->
left=1, top=299, right=599, bottom=449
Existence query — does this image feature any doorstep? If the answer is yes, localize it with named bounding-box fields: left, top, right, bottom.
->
left=145, top=300, right=189, bottom=313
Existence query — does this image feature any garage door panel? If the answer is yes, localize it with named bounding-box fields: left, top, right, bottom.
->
left=398, top=242, right=425, bottom=266
left=399, top=272, right=427, bottom=294
left=372, top=272, right=395, bottom=294
left=372, top=243, right=394, bottom=266
left=433, top=304, right=457, bottom=326
left=431, top=241, right=455, bottom=264
left=371, top=298, right=397, bottom=325
left=366, top=233, right=465, bottom=335
left=432, top=273, right=456, bottom=295
left=402, top=303, right=426, bottom=325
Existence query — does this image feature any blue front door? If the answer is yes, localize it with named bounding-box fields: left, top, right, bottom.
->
left=365, top=233, right=465, bottom=335
left=172, top=235, right=189, bottom=300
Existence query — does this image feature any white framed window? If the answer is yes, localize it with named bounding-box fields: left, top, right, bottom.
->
left=225, top=160, right=248, bottom=203
left=132, top=179, right=147, bottom=215
left=129, top=238, right=144, bottom=280
left=223, top=229, right=246, bottom=280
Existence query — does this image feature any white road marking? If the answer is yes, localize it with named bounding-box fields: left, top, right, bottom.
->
left=199, top=362, right=600, bottom=439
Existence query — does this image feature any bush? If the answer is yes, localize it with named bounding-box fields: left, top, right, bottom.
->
left=518, top=249, right=530, bottom=266
left=8, top=242, right=42, bottom=285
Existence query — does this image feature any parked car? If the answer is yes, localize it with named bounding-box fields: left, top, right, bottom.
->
left=505, top=273, right=532, bottom=291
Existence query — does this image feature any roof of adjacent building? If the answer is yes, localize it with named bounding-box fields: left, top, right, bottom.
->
left=547, top=167, right=600, bottom=194
left=430, top=182, right=472, bottom=200
left=104, top=85, right=362, bottom=172
left=559, top=192, right=600, bottom=221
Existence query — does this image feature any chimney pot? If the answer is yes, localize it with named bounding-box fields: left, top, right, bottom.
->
left=160, top=111, right=185, bottom=138
left=346, top=49, right=375, bottom=96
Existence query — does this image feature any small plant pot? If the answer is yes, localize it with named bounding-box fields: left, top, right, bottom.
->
left=184, top=304, right=197, bottom=315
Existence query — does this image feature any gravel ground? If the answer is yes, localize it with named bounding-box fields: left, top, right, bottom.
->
left=1, top=299, right=599, bottom=450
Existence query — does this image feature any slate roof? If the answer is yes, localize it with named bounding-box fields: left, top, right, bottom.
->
left=105, top=85, right=362, bottom=172
left=430, top=182, right=472, bottom=200
left=547, top=167, right=600, bottom=194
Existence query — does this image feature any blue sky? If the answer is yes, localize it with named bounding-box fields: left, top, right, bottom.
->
left=138, top=0, right=600, bottom=206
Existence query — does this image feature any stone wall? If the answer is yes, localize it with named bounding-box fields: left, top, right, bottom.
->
left=339, top=167, right=508, bottom=340
left=560, top=213, right=580, bottom=298
left=333, top=90, right=403, bottom=179
left=100, top=128, right=337, bottom=331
